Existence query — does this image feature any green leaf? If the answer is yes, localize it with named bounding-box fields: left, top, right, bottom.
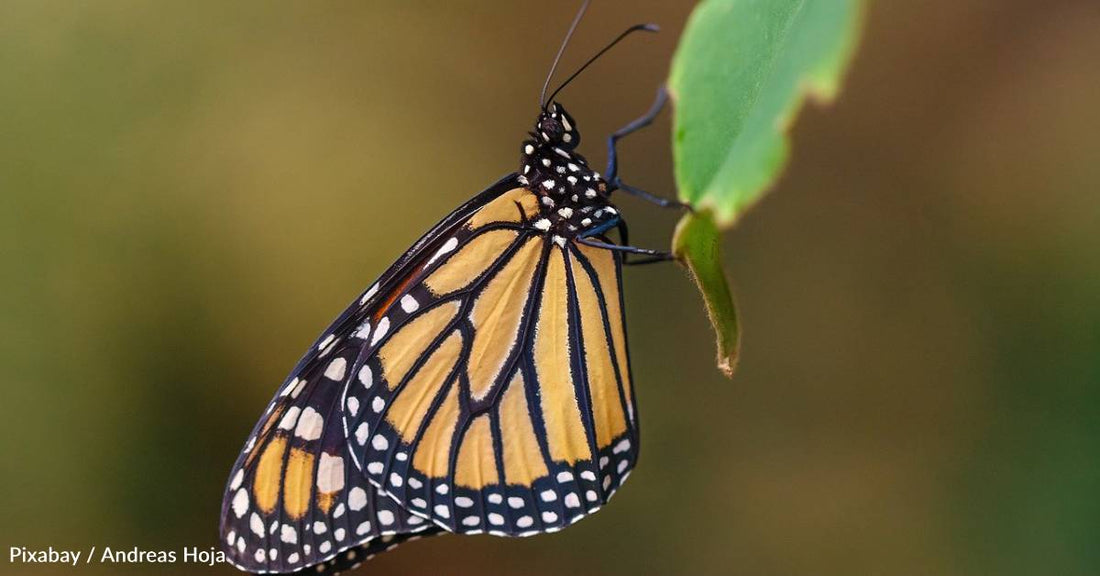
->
left=672, top=210, right=741, bottom=377
left=669, top=0, right=865, bottom=223
left=667, top=0, right=865, bottom=377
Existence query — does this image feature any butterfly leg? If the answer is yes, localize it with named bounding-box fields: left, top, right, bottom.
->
left=606, top=86, right=668, bottom=182
left=578, top=219, right=675, bottom=265
left=606, top=87, right=691, bottom=212
left=578, top=237, right=674, bottom=262
left=617, top=182, right=690, bottom=210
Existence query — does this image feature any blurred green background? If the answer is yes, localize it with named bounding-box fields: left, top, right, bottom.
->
left=2, top=1, right=1098, bottom=575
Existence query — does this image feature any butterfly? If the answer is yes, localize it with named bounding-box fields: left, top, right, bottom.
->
left=219, top=2, right=682, bottom=574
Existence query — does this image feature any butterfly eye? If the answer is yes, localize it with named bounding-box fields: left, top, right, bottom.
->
left=539, top=117, right=565, bottom=143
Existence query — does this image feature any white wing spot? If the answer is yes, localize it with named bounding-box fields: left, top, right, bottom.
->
left=542, top=511, right=559, bottom=523
left=355, top=422, right=370, bottom=445
left=346, top=396, right=359, bottom=416
left=358, top=365, right=373, bottom=388
left=371, top=434, right=389, bottom=451
left=507, top=496, right=525, bottom=509
left=313, top=521, right=327, bottom=534
left=516, top=516, right=534, bottom=528
left=250, top=512, right=264, bottom=537
left=540, top=490, right=557, bottom=502
left=316, top=453, right=346, bottom=493
left=360, top=284, right=379, bottom=305
left=389, top=473, right=403, bottom=487
left=487, top=493, right=502, bottom=504
left=370, top=317, right=390, bottom=346
left=428, top=238, right=459, bottom=265
left=377, top=510, right=395, bottom=526
left=348, top=487, right=368, bottom=511
left=400, top=294, right=419, bottom=313
left=434, top=505, right=450, bottom=519
left=353, top=321, right=371, bottom=340
left=355, top=521, right=371, bottom=536
left=294, top=407, right=324, bottom=441
left=230, top=469, right=244, bottom=490
left=366, top=461, right=384, bottom=475
left=462, top=516, right=480, bottom=527
left=564, top=492, right=581, bottom=508
left=278, top=406, right=301, bottom=430
left=372, top=396, right=385, bottom=413
left=488, top=513, right=504, bottom=526
left=232, top=489, right=249, bottom=518
left=455, top=496, right=474, bottom=508
left=324, top=358, right=347, bottom=381
left=556, top=471, right=573, bottom=483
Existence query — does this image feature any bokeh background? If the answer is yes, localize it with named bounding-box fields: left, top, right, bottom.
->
left=2, top=1, right=1098, bottom=575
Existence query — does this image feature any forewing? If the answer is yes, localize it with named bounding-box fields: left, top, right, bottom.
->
left=345, top=222, right=640, bottom=537
left=220, top=175, right=530, bottom=573
left=220, top=369, right=434, bottom=572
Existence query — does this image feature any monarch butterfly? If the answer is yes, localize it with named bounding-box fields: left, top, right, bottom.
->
left=220, top=2, right=681, bottom=573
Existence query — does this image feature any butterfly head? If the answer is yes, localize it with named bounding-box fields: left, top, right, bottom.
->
left=535, top=102, right=581, bottom=150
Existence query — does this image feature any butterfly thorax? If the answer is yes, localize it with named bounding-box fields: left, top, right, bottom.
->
left=518, top=102, right=618, bottom=241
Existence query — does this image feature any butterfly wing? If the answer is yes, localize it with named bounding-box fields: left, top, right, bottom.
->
left=285, top=530, right=443, bottom=575
left=220, top=175, right=526, bottom=573
left=343, top=200, right=639, bottom=536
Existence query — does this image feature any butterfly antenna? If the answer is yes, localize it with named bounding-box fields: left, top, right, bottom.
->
left=544, top=22, right=659, bottom=107
left=540, top=0, right=592, bottom=110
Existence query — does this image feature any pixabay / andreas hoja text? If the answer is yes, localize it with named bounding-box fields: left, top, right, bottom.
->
left=10, top=545, right=227, bottom=567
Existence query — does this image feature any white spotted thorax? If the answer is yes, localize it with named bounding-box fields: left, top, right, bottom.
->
left=518, top=102, right=617, bottom=238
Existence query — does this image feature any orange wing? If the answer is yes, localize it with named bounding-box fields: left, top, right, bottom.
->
left=343, top=192, right=638, bottom=536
